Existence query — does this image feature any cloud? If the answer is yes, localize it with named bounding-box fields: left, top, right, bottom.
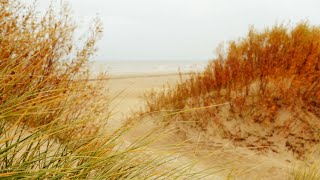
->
left=29, top=0, right=320, bottom=61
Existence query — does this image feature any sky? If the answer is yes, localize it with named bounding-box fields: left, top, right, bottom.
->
left=36, top=0, right=320, bottom=61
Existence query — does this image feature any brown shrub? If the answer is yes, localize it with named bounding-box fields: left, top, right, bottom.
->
left=145, top=22, right=320, bottom=158
left=146, top=22, right=320, bottom=114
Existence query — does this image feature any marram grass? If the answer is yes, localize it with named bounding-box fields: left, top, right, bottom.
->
left=288, top=162, right=320, bottom=180
left=0, top=1, right=210, bottom=179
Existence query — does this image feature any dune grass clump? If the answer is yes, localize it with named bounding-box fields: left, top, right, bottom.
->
left=145, top=22, right=320, bottom=158
left=0, top=1, right=207, bottom=179
left=0, top=0, right=108, bottom=143
left=288, top=162, right=320, bottom=180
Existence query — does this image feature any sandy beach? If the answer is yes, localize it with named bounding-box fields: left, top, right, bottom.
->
left=91, top=60, right=205, bottom=127
left=107, top=73, right=185, bottom=128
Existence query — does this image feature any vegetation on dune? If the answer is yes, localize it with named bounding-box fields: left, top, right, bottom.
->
left=0, top=1, right=205, bottom=179
left=145, top=22, right=320, bottom=158
left=0, top=0, right=106, bottom=141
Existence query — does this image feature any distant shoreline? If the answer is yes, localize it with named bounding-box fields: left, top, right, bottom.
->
left=85, top=72, right=192, bottom=81
left=89, top=60, right=208, bottom=76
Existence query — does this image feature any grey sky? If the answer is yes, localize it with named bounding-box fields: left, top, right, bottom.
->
left=39, top=0, right=319, bottom=61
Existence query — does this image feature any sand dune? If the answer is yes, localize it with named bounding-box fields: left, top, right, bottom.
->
left=105, top=72, right=311, bottom=180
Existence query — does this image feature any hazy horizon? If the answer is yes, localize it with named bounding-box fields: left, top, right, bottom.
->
left=35, top=0, right=320, bottom=61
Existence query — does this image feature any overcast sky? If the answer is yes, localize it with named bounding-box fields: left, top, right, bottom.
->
left=37, top=0, right=319, bottom=61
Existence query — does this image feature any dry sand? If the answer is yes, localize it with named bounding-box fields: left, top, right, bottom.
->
left=105, top=72, right=305, bottom=180
left=106, top=73, right=185, bottom=128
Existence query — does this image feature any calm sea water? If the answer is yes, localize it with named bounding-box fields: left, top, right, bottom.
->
left=89, top=60, right=208, bottom=75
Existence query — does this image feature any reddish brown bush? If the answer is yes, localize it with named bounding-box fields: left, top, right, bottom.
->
left=145, top=22, right=320, bottom=158
left=147, top=22, right=320, bottom=113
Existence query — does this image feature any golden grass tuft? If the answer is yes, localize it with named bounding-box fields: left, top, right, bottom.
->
left=288, top=162, right=320, bottom=180
left=0, top=1, right=208, bottom=179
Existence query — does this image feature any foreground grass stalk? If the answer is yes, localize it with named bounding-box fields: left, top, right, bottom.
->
left=0, top=1, right=209, bottom=179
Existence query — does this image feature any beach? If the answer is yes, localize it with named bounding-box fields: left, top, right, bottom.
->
left=98, top=60, right=205, bottom=128
left=4, top=1, right=320, bottom=179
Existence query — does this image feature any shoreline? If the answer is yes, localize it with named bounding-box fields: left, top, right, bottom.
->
left=89, top=72, right=192, bottom=81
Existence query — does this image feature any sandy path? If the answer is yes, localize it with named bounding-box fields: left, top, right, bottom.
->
left=106, top=73, right=184, bottom=128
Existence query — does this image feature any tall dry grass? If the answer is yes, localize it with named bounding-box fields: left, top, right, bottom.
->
left=145, top=22, right=320, bottom=158
left=146, top=23, right=320, bottom=113
left=0, top=0, right=106, bottom=127
left=288, top=162, right=320, bottom=180
left=0, top=1, right=208, bottom=179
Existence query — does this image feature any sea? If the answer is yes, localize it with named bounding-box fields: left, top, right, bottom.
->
left=89, top=60, right=208, bottom=75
